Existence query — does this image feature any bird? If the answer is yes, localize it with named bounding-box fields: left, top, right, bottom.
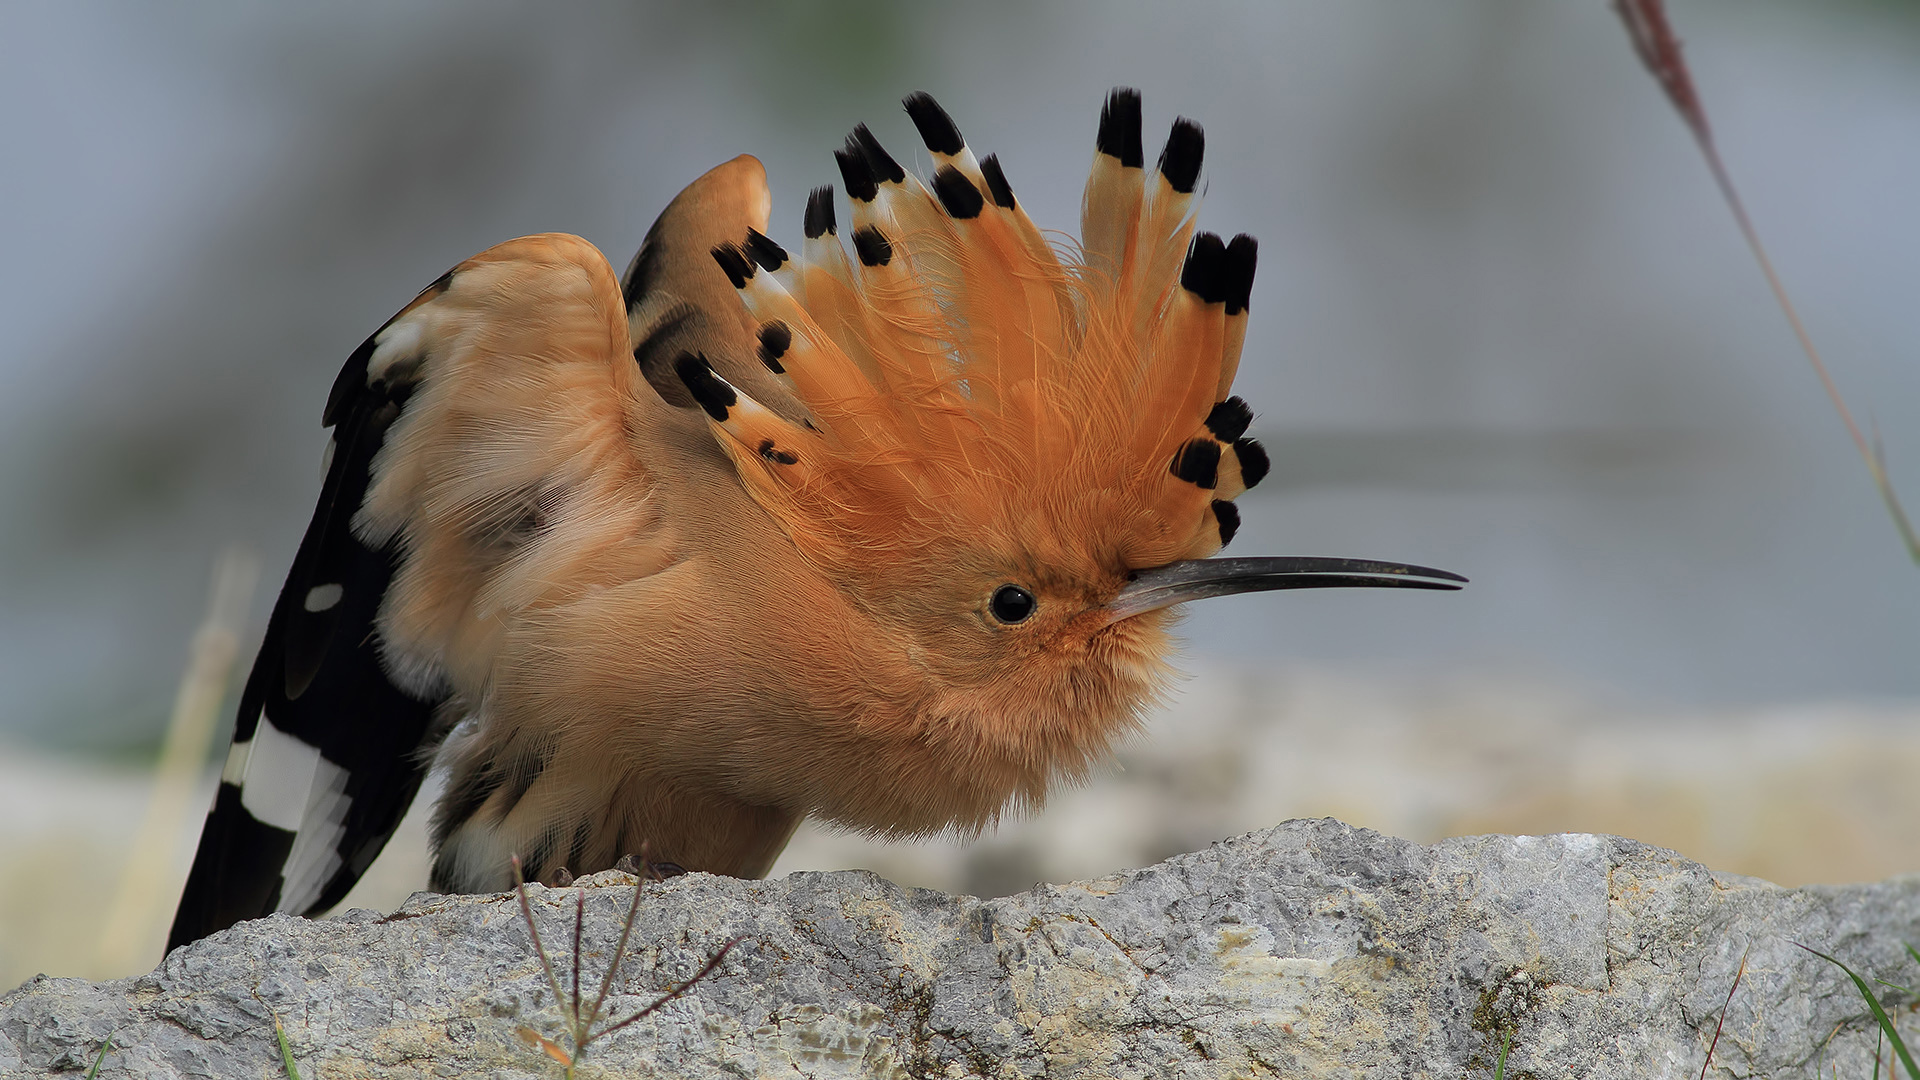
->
left=167, top=89, right=1464, bottom=951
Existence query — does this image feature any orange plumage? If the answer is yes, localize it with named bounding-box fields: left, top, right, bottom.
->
left=169, top=90, right=1461, bottom=950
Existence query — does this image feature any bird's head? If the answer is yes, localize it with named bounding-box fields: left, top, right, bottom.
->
left=672, top=90, right=1461, bottom=825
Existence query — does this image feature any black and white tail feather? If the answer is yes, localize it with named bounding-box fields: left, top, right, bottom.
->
left=166, top=282, right=452, bottom=952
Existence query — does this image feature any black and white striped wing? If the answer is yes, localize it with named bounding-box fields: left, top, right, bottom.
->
left=169, top=232, right=672, bottom=950
left=167, top=281, right=450, bottom=952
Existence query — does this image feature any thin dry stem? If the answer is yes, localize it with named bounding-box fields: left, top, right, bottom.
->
left=1700, top=947, right=1750, bottom=1080
left=597, top=938, right=743, bottom=1038
left=95, top=546, right=259, bottom=975
left=512, top=849, right=739, bottom=1075
left=586, top=853, right=653, bottom=1027
left=570, top=890, right=585, bottom=1029
left=512, top=855, right=572, bottom=1036
left=1613, top=0, right=1920, bottom=564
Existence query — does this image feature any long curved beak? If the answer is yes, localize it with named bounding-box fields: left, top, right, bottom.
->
left=1105, top=556, right=1467, bottom=624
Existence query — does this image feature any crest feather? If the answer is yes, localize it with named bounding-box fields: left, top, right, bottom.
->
left=702, top=90, right=1269, bottom=579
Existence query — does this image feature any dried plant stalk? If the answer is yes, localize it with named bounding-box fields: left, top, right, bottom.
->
left=95, top=546, right=259, bottom=976
left=511, top=854, right=741, bottom=1078
left=1614, top=0, right=1920, bottom=563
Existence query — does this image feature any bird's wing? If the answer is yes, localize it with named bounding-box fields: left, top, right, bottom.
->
left=169, top=156, right=783, bottom=950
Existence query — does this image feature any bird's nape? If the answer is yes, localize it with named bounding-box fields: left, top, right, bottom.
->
left=1104, top=557, right=1468, bottom=624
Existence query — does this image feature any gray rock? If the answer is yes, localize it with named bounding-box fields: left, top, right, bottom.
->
left=5, top=819, right=1918, bottom=1078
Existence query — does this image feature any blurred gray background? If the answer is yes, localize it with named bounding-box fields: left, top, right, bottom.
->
left=2, top=0, right=1917, bottom=757
left=8, top=0, right=1920, bottom=987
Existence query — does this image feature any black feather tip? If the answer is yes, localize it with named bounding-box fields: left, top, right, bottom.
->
left=757, top=439, right=800, bottom=466
left=980, top=154, right=1016, bottom=209
left=710, top=243, right=754, bottom=289
left=1097, top=88, right=1144, bottom=168
left=1204, top=397, right=1253, bottom=442
left=835, top=146, right=878, bottom=203
left=852, top=225, right=893, bottom=267
left=673, top=352, right=736, bottom=422
left=1180, top=232, right=1229, bottom=304
left=1223, top=234, right=1258, bottom=316
left=804, top=185, right=836, bottom=239
left=744, top=228, right=789, bottom=273
left=1233, top=437, right=1270, bottom=489
left=1211, top=499, right=1241, bottom=546
left=849, top=124, right=907, bottom=185
left=757, top=320, right=792, bottom=374
left=1170, top=438, right=1222, bottom=489
left=903, top=91, right=965, bottom=155
left=931, top=166, right=984, bottom=219
left=1157, top=118, right=1204, bottom=194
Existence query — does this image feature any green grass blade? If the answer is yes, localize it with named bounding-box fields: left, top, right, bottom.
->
left=1493, top=1027, right=1512, bottom=1080
left=83, top=1036, right=112, bottom=1080
left=1796, top=943, right=1919, bottom=1080
left=272, top=1014, right=303, bottom=1080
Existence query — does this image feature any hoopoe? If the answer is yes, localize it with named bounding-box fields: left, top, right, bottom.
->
left=168, top=90, right=1462, bottom=950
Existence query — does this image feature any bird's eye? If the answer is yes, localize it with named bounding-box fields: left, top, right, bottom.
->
left=989, top=584, right=1037, bottom=624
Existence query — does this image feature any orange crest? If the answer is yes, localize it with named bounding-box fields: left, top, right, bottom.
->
left=675, top=90, right=1269, bottom=599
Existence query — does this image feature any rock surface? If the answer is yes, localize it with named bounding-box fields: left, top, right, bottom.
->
left=5, top=819, right=1919, bottom=1078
